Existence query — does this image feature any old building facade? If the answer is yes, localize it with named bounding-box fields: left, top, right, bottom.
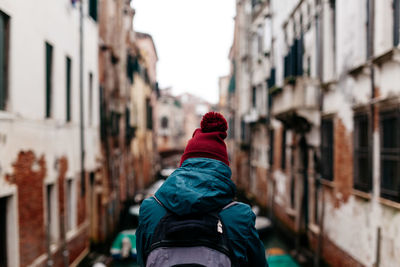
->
left=97, top=0, right=136, bottom=244
left=128, top=32, right=159, bottom=191
left=156, top=88, right=185, bottom=154
left=97, top=0, right=159, bottom=244
left=0, top=0, right=101, bottom=266
left=225, top=0, right=400, bottom=266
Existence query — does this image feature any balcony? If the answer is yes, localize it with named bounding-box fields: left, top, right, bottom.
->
left=271, top=77, right=320, bottom=132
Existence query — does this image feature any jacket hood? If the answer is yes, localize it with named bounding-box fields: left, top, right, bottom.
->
left=155, top=158, right=236, bottom=216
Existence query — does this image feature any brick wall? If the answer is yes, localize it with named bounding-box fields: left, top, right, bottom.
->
left=5, top=151, right=89, bottom=267
left=6, top=151, right=47, bottom=267
left=333, top=118, right=353, bottom=207
left=255, top=167, right=268, bottom=208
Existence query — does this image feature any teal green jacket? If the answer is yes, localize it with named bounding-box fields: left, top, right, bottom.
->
left=136, top=158, right=267, bottom=266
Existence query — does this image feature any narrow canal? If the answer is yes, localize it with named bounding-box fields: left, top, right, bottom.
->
left=81, top=183, right=302, bottom=267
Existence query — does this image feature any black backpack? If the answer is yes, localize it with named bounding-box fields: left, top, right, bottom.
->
left=144, top=196, right=238, bottom=267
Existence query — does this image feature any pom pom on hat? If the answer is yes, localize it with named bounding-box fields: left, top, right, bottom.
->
left=200, top=112, right=228, bottom=133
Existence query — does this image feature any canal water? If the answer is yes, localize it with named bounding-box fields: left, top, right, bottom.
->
left=82, top=219, right=300, bottom=267
left=108, top=224, right=300, bottom=267
left=82, top=185, right=301, bottom=266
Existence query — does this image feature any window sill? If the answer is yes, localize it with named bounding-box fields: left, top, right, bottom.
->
left=66, top=227, right=79, bottom=241
left=352, top=189, right=372, bottom=201
left=379, top=197, right=400, bottom=210
left=0, top=111, right=15, bottom=121
left=319, top=178, right=335, bottom=188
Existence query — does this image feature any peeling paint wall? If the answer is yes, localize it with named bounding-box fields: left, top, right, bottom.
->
left=229, top=0, right=400, bottom=266
left=0, top=0, right=101, bottom=266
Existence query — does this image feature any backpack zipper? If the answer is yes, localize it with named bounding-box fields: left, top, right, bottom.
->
left=217, top=219, right=223, bottom=233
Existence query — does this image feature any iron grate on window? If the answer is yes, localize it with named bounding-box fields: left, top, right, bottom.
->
left=354, top=113, right=372, bottom=192
left=380, top=110, right=400, bottom=202
left=321, top=118, right=334, bottom=181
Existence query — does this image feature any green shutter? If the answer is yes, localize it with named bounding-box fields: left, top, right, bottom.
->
left=146, top=99, right=153, bottom=130
left=0, top=12, right=8, bottom=111
left=89, top=0, right=98, bottom=22
left=66, top=57, right=72, bottom=122
left=45, top=42, right=53, bottom=118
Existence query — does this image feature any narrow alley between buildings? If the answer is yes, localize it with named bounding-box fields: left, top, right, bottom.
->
left=1, top=0, right=400, bottom=267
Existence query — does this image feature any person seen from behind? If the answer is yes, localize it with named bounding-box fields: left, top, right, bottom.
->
left=136, top=112, right=267, bottom=266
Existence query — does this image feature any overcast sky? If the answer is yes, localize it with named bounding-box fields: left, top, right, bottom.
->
left=132, top=0, right=235, bottom=104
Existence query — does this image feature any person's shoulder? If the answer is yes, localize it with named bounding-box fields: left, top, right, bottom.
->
left=138, top=197, right=167, bottom=233
left=220, top=202, right=256, bottom=236
left=224, top=201, right=255, bottom=217
left=139, top=197, right=165, bottom=220
left=139, top=197, right=155, bottom=214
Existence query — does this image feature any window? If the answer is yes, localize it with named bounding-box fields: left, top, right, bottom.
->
left=252, top=87, right=256, bottom=108
left=46, top=184, right=58, bottom=244
left=257, top=25, right=263, bottom=56
left=228, top=117, right=235, bottom=139
left=394, top=0, right=400, bottom=46
left=45, top=42, right=53, bottom=118
left=240, top=119, right=250, bottom=145
left=0, top=11, right=9, bottom=111
left=283, top=37, right=303, bottom=79
left=66, top=179, right=76, bottom=232
left=321, top=118, right=334, bottom=180
left=89, top=0, right=98, bottom=21
left=269, top=129, right=274, bottom=167
left=146, top=98, right=153, bottom=130
left=380, top=110, right=400, bottom=202
left=66, top=57, right=72, bottom=122
left=89, top=72, right=93, bottom=125
left=366, top=0, right=373, bottom=58
left=281, top=127, right=287, bottom=170
left=161, top=116, right=169, bottom=129
left=0, top=197, right=7, bottom=267
left=330, top=0, right=337, bottom=63
left=264, top=17, right=272, bottom=54
left=354, top=113, right=372, bottom=192
left=267, top=68, right=276, bottom=111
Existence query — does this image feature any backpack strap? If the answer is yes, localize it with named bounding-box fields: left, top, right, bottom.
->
left=153, top=196, right=238, bottom=213
left=153, top=195, right=165, bottom=208
left=222, top=201, right=238, bottom=211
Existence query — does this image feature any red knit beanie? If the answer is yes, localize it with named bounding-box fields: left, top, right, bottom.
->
left=180, top=112, right=229, bottom=166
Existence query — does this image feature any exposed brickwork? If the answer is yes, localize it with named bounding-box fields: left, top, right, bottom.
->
left=333, top=118, right=353, bottom=208
left=6, top=151, right=46, bottom=267
left=273, top=126, right=283, bottom=171
left=77, top=175, right=86, bottom=225
left=255, top=167, right=268, bottom=208
left=234, top=151, right=250, bottom=193
left=49, top=226, right=89, bottom=267
left=57, top=157, right=68, bottom=230
left=68, top=227, right=89, bottom=264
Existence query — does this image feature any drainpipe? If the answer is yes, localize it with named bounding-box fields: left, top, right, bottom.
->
left=79, top=0, right=86, bottom=197
left=367, top=1, right=382, bottom=266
